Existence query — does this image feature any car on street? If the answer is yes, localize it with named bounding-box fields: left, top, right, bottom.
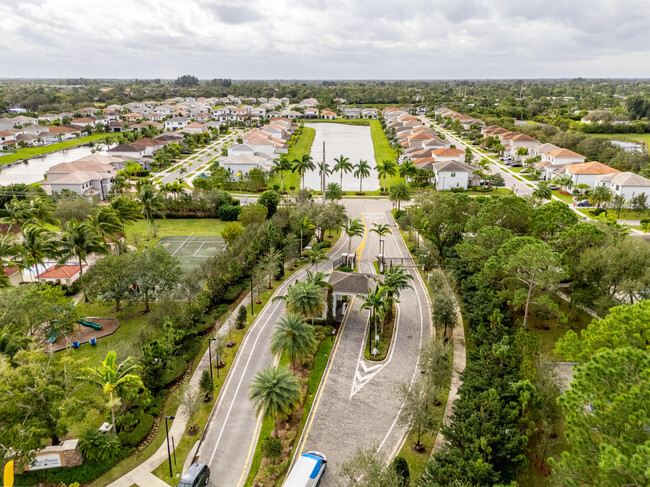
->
left=283, top=451, right=327, bottom=487
left=178, top=462, right=210, bottom=487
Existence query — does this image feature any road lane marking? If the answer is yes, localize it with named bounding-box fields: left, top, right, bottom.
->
left=295, top=297, right=354, bottom=458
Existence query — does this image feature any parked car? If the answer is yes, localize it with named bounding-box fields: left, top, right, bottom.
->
left=548, top=184, right=560, bottom=190
left=472, top=141, right=479, bottom=145
left=575, top=200, right=591, bottom=207
left=178, top=463, right=210, bottom=487
left=511, top=162, right=523, bottom=167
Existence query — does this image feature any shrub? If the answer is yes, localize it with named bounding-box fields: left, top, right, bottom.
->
left=272, top=184, right=280, bottom=191
left=319, top=239, right=332, bottom=248
left=338, top=265, right=353, bottom=272
left=118, top=413, right=155, bottom=448
left=393, top=209, right=405, bottom=220
left=147, top=389, right=168, bottom=417
left=640, top=218, right=650, bottom=225
left=261, top=436, right=283, bottom=463
left=217, top=204, right=242, bottom=221
left=289, top=186, right=295, bottom=191
left=223, top=282, right=246, bottom=302
left=195, top=317, right=215, bottom=335
left=181, top=336, right=202, bottom=362
left=235, top=305, right=248, bottom=329
left=79, top=429, right=123, bottom=462
left=214, top=303, right=229, bottom=320
left=391, top=456, right=410, bottom=485
left=450, top=187, right=465, bottom=193
left=199, top=369, right=213, bottom=398
left=160, top=357, right=188, bottom=387
left=593, top=208, right=607, bottom=216
left=15, top=455, right=125, bottom=486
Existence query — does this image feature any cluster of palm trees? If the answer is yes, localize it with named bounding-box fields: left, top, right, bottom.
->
left=359, top=263, right=413, bottom=353
left=534, top=176, right=639, bottom=213
left=249, top=270, right=330, bottom=436
left=272, top=153, right=394, bottom=194
left=0, top=194, right=143, bottom=291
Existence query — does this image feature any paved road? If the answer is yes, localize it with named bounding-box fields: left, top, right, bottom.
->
left=293, top=199, right=433, bottom=485
left=155, top=131, right=240, bottom=186
left=195, top=228, right=350, bottom=487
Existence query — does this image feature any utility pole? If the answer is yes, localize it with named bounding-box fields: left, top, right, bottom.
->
left=322, top=141, right=326, bottom=200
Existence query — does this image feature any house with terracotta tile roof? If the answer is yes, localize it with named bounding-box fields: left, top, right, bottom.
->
left=321, top=109, right=337, bottom=120
left=38, top=264, right=86, bottom=286
left=567, top=161, right=620, bottom=187
left=432, top=148, right=466, bottom=163
left=2, top=266, right=22, bottom=286
left=538, top=148, right=587, bottom=180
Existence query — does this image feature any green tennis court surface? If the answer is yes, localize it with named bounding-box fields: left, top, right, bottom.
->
left=155, top=235, right=225, bottom=273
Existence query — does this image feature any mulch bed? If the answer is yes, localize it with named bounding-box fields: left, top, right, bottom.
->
left=42, top=318, right=121, bottom=352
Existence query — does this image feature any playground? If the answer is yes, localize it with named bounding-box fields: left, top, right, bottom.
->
left=155, top=235, right=226, bottom=273
left=42, top=318, right=121, bottom=352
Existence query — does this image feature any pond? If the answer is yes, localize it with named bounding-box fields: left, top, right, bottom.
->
left=0, top=145, right=110, bottom=186
left=303, top=123, right=379, bottom=192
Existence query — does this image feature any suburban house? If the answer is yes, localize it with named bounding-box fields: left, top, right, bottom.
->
left=2, top=266, right=22, bottom=286
left=610, top=140, right=643, bottom=153
left=38, top=264, right=86, bottom=286
left=595, top=172, right=650, bottom=200
left=320, top=109, right=337, bottom=120
left=164, top=117, right=190, bottom=131
left=542, top=148, right=586, bottom=165
left=432, top=161, right=475, bottom=190
left=45, top=160, right=116, bottom=200
left=123, top=113, right=140, bottom=123
left=221, top=153, right=272, bottom=174
left=107, top=143, right=147, bottom=159
left=343, top=107, right=362, bottom=119
left=180, top=122, right=208, bottom=134
left=567, top=161, right=621, bottom=187
left=529, top=143, right=561, bottom=158
left=362, top=108, right=379, bottom=119
left=76, top=153, right=128, bottom=171
left=48, top=125, right=81, bottom=141
left=431, top=148, right=466, bottom=163
left=303, top=108, right=319, bottom=119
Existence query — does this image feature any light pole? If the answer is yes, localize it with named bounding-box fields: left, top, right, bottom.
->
left=208, top=337, right=218, bottom=385
left=365, top=307, right=372, bottom=356
left=250, top=274, right=254, bottom=315
left=164, top=416, right=175, bottom=477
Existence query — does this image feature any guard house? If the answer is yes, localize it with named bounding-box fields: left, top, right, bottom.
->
left=328, top=271, right=376, bottom=319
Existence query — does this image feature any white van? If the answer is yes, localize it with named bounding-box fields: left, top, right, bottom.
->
left=283, top=451, right=327, bottom=487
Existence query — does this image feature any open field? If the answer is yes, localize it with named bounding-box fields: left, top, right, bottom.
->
left=588, top=132, right=650, bottom=151
left=0, top=132, right=121, bottom=165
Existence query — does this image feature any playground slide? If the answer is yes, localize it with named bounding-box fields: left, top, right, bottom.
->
left=46, top=330, right=59, bottom=343
left=77, top=319, right=102, bottom=331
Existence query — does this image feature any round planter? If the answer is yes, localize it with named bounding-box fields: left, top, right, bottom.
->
left=217, top=361, right=227, bottom=369
left=226, top=341, right=236, bottom=348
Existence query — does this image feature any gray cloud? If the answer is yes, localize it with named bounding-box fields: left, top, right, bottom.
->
left=0, top=0, right=649, bottom=79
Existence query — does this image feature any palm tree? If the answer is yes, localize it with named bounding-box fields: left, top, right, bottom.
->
left=371, top=223, right=392, bottom=247
left=376, top=159, right=398, bottom=191
left=20, top=225, right=57, bottom=282
left=22, top=196, right=58, bottom=227
left=137, top=183, right=165, bottom=240
left=297, top=215, right=314, bottom=252
left=292, top=154, right=315, bottom=190
left=111, top=173, right=129, bottom=194
left=282, top=280, right=324, bottom=321
left=88, top=207, right=123, bottom=243
left=612, top=194, right=626, bottom=218
left=249, top=365, right=301, bottom=437
left=271, top=155, right=293, bottom=192
left=2, top=199, right=28, bottom=231
left=333, top=155, right=353, bottom=188
left=354, top=160, right=371, bottom=193
left=574, top=183, right=590, bottom=198
left=324, top=182, right=342, bottom=201
left=317, top=162, right=332, bottom=195
left=398, top=160, right=417, bottom=182
left=58, top=219, right=108, bottom=300
left=359, top=285, right=388, bottom=338
left=306, top=245, right=327, bottom=266
left=381, top=263, right=413, bottom=321
left=89, top=351, right=144, bottom=435
left=389, top=182, right=411, bottom=210
left=532, top=181, right=552, bottom=200
left=110, top=196, right=141, bottom=233
left=552, top=175, right=573, bottom=192
left=589, top=184, right=613, bottom=209
left=270, top=314, right=316, bottom=369
left=343, top=218, right=364, bottom=266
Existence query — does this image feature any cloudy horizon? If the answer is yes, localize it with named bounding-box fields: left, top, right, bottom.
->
left=2, top=0, right=650, bottom=80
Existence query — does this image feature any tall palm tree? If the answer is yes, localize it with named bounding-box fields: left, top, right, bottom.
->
left=304, top=269, right=331, bottom=289
left=589, top=184, right=614, bottom=209
left=2, top=199, right=29, bottom=231
left=398, top=160, right=417, bottom=182
left=22, top=196, right=58, bottom=227
left=88, top=207, right=123, bottom=243
left=324, top=182, right=342, bottom=201
left=20, top=225, right=57, bottom=282
left=389, top=181, right=411, bottom=210
left=532, top=181, right=552, bottom=200
left=110, top=195, right=141, bottom=233
left=359, top=285, right=388, bottom=337
left=381, top=263, right=413, bottom=321
left=137, top=183, right=165, bottom=240
left=271, top=155, right=293, bottom=192
left=354, top=160, right=371, bottom=193
left=343, top=218, right=364, bottom=266
left=292, top=154, right=315, bottom=190
left=58, top=219, right=108, bottom=300
left=297, top=215, right=314, bottom=251
left=88, top=351, right=144, bottom=435
left=270, top=314, right=316, bottom=369
left=333, top=155, right=353, bottom=188
left=376, top=159, right=398, bottom=190
left=249, top=365, right=301, bottom=437
left=317, top=162, right=332, bottom=195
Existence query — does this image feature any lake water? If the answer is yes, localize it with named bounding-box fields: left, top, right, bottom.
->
left=303, top=123, right=379, bottom=192
left=0, top=145, right=108, bottom=186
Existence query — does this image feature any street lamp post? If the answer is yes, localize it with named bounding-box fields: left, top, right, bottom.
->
left=365, top=307, right=372, bottom=356
left=208, top=337, right=218, bottom=385
left=164, top=416, right=175, bottom=477
left=250, top=274, right=254, bottom=315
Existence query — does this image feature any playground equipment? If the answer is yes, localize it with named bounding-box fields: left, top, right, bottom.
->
left=46, top=330, right=59, bottom=343
left=77, top=319, right=102, bottom=331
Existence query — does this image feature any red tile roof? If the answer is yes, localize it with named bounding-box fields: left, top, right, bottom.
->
left=39, top=264, right=85, bottom=280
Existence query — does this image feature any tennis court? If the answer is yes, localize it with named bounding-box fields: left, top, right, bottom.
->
left=155, top=235, right=226, bottom=273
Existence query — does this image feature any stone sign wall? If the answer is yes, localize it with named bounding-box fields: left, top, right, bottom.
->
left=25, top=439, right=83, bottom=471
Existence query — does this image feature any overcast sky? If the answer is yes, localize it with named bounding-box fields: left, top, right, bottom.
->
left=1, top=0, right=649, bottom=80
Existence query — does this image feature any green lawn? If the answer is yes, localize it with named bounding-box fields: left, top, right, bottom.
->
left=126, top=218, right=227, bottom=250
left=0, top=133, right=121, bottom=165
left=588, top=132, right=650, bottom=151
left=269, top=127, right=316, bottom=190
left=552, top=191, right=575, bottom=204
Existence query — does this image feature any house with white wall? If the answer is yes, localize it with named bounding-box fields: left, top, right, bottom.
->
left=432, top=161, right=474, bottom=190
left=164, top=117, right=190, bottom=131
left=595, top=172, right=650, bottom=201
left=567, top=161, right=620, bottom=187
